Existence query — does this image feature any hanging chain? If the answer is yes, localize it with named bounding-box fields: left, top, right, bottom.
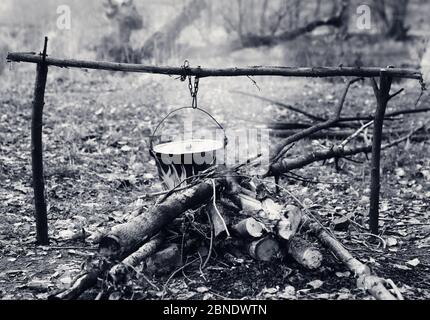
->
left=190, top=76, right=199, bottom=109
left=181, top=60, right=200, bottom=109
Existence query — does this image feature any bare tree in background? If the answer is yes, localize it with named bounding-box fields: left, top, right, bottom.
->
left=221, top=0, right=347, bottom=49
left=140, top=0, right=207, bottom=63
left=97, top=0, right=144, bottom=63
left=223, top=0, right=291, bottom=40
left=373, top=0, right=410, bottom=40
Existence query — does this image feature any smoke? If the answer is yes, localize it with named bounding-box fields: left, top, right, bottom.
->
left=0, top=0, right=107, bottom=59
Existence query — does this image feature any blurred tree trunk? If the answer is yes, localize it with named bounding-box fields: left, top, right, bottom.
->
left=259, top=0, right=269, bottom=35
left=386, top=0, right=410, bottom=40
left=141, top=0, right=207, bottom=63
left=238, top=1, right=347, bottom=48
left=421, top=42, right=430, bottom=83
left=0, top=42, right=8, bottom=75
left=373, top=0, right=410, bottom=40
left=338, top=0, right=350, bottom=38
left=314, top=0, right=322, bottom=17
left=373, top=0, right=390, bottom=29
left=98, top=0, right=144, bottom=63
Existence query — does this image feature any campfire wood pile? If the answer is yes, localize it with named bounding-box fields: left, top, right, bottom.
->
left=47, top=78, right=428, bottom=301
left=50, top=168, right=403, bottom=301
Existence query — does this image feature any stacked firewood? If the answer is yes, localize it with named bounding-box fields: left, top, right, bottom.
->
left=50, top=171, right=402, bottom=300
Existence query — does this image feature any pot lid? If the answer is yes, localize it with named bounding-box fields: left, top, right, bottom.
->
left=153, top=139, right=224, bottom=155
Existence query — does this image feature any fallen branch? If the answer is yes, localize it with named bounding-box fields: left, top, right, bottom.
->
left=271, top=127, right=428, bottom=142
left=338, top=107, right=430, bottom=122
left=99, top=180, right=218, bottom=258
left=267, top=121, right=427, bottom=177
left=231, top=90, right=325, bottom=122
left=51, top=233, right=164, bottom=300
left=267, top=145, right=371, bottom=177
left=50, top=270, right=100, bottom=300
left=309, top=222, right=401, bottom=300
left=109, top=233, right=164, bottom=282
left=270, top=78, right=363, bottom=164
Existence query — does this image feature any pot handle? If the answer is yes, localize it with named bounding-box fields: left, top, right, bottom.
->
left=149, top=106, right=228, bottom=151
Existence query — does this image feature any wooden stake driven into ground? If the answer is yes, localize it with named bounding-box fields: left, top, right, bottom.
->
left=369, top=75, right=392, bottom=235
left=5, top=41, right=424, bottom=242
left=31, top=37, right=49, bottom=245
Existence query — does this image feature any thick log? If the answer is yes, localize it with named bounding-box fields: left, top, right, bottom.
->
left=52, top=233, right=164, bottom=300
left=146, top=244, right=182, bottom=275
left=277, top=205, right=303, bottom=241
left=235, top=193, right=284, bottom=221
left=109, top=233, right=164, bottom=282
left=206, top=202, right=231, bottom=238
left=99, top=180, right=216, bottom=258
left=288, top=236, right=323, bottom=270
left=6, top=52, right=423, bottom=80
left=233, top=218, right=264, bottom=238
left=248, top=237, right=280, bottom=262
left=310, top=223, right=400, bottom=300
left=50, top=271, right=99, bottom=300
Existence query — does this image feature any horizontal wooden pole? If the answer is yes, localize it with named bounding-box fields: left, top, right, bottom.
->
left=7, top=52, right=423, bottom=80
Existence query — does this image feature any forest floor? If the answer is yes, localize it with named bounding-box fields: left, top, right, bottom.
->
left=0, top=59, right=429, bottom=300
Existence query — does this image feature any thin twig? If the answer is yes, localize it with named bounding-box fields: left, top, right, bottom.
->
left=197, top=251, right=207, bottom=281
left=231, top=90, right=325, bottom=121
left=246, top=76, right=261, bottom=91
left=338, top=120, right=374, bottom=149
left=202, top=207, right=214, bottom=270
left=388, top=88, right=404, bottom=100
left=211, top=179, right=231, bottom=238
left=385, top=279, right=404, bottom=300
left=162, top=257, right=200, bottom=298
left=125, top=264, right=160, bottom=291
left=355, top=233, right=387, bottom=250
left=270, top=78, right=363, bottom=164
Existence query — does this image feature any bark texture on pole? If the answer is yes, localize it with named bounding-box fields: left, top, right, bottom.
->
left=6, top=52, right=423, bottom=80
left=32, top=37, right=49, bottom=245
left=369, top=75, right=392, bottom=235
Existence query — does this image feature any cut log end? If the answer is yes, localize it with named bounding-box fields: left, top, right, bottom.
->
left=98, top=235, right=122, bottom=257
left=146, top=244, right=181, bottom=275
left=288, top=236, right=323, bottom=270
left=249, top=237, right=280, bottom=262
left=277, top=205, right=303, bottom=240
left=234, top=218, right=264, bottom=238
